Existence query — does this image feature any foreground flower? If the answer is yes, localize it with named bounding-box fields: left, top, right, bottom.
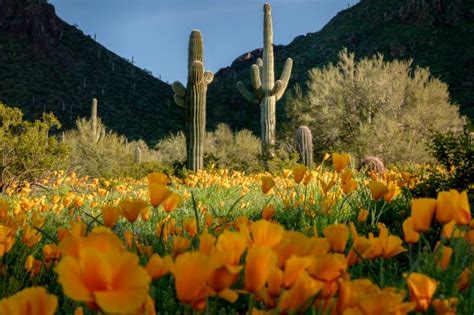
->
left=368, top=181, right=388, bottom=201
left=169, top=252, right=215, bottom=311
left=411, top=198, right=436, bottom=232
left=406, top=272, right=438, bottom=311
left=292, top=164, right=307, bottom=184
left=148, top=184, right=171, bottom=208
left=245, top=246, right=278, bottom=292
left=323, top=224, right=349, bottom=253
left=402, top=218, right=420, bottom=244
left=100, top=205, right=121, bottom=228
left=0, top=225, right=15, bottom=257
left=120, top=199, right=148, bottom=223
left=0, top=287, right=57, bottom=315
left=55, top=229, right=150, bottom=313
left=436, top=190, right=471, bottom=225
left=332, top=153, right=350, bottom=172
left=261, top=176, right=275, bottom=194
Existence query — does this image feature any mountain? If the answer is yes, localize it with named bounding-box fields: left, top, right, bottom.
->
left=0, top=0, right=182, bottom=145
left=207, top=0, right=474, bottom=135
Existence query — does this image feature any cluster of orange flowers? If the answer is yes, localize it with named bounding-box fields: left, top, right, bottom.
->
left=0, top=153, right=472, bottom=314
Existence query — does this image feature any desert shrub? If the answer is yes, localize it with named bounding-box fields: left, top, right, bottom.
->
left=0, top=102, right=68, bottom=192
left=156, top=124, right=262, bottom=171
left=412, top=130, right=474, bottom=203
left=64, top=117, right=163, bottom=178
left=284, top=49, right=466, bottom=164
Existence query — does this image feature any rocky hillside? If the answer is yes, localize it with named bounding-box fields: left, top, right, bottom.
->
left=208, top=0, right=474, bottom=134
left=0, top=0, right=181, bottom=144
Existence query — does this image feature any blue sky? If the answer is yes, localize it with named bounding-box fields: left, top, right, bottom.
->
left=50, top=0, right=358, bottom=83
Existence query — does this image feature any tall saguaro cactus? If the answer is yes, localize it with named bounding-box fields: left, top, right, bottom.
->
left=89, top=98, right=103, bottom=144
left=237, top=3, right=293, bottom=158
left=172, top=30, right=214, bottom=171
left=296, top=126, right=313, bottom=168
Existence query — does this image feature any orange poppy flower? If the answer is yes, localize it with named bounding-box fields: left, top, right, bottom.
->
left=323, top=224, right=349, bottom=253
left=402, top=218, right=420, bottom=244
left=120, top=199, right=148, bottom=223
left=357, top=209, right=369, bottom=222
left=332, top=153, right=350, bottom=173
left=148, top=184, right=171, bottom=208
left=55, top=247, right=150, bottom=313
left=261, top=176, right=275, bottom=194
left=172, top=237, right=191, bottom=257
left=378, top=225, right=406, bottom=259
left=457, top=267, right=471, bottom=291
left=244, top=246, right=278, bottom=292
left=267, top=267, right=283, bottom=297
left=432, top=298, right=458, bottom=315
left=341, top=169, right=358, bottom=195
left=282, top=256, right=312, bottom=288
left=368, top=181, right=388, bottom=201
left=308, top=254, right=347, bottom=282
left=262, top=204, right=276, bottom=221
left=292, top=164, right=307, bottom=184
left=278, top=272, right=324, bottom=312
left=0, top=225, right=15, bottom=257
left=406, top=272, right=438, bottom=311
left=184, top=218, right=198, bottom=237
left=169, top=252, right=215, bottom=311
left=100, top=206, right=121, bottom=228
left=161, top=192, right=181, bottom=213
left=250, top=220, right=284, bottom=248
left=146, top=254, right=172, bottom=279
left=411, top=198, right=436, bottom=232
left=147, top=172, right=168, bottom=185
left=435, top=244, right=453, bottom=271
left=0, top=287, right=57, bottom=315
left=442, top=220, right=456, bottom=239
left=199, top=232, right=216, bottom=255
left=436, top=190, right=471, bottom=225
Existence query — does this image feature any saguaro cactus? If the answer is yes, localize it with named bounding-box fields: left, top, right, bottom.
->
left=237, top=3, right=293, bottom=158
left=296, top=126, right=313, bottom=168
left=172, top=30, right=214, bottom=171
left=135, top=147, right=142, bottom=164
left=91, top=98, right=98, bottom=142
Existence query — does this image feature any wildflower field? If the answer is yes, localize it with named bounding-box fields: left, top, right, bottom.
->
left=0, top=154, right=472, bottom=314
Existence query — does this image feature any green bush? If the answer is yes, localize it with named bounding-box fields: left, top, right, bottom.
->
left=156, top=124, right=262, bottom=172
left=284, top=49, right=466, bottom=164
left=0, top=102, right=68, bottom=192
left=64, top=116, right=164, bottom=179
left=412, top=130, right=474, bottom=202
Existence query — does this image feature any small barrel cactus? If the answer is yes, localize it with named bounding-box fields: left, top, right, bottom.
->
left=172, top=30, right=213, bottom=171
left=296, top=126, right=313, bottom=168
left=358, top=156, right=385, bottom=174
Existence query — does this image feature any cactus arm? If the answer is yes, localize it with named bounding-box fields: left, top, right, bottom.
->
left=271, top=80, right=283, bottom=97
left=237, top=82, right=259, bottom=104
left=204, top=71, right=214, bottom=85
left=251, top=64, right=264, bottom=98
left=172, top=81, right=186, bottom=97
left=174, top=95, right=185, bottom=108
left=276, top=58, right=293, bottom=101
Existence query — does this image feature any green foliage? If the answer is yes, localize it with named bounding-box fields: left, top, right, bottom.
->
left=155, top=124, right=262, bottom=172
left=0, top=102, right=68, bottom=192
left=284, top=50, right=466, bottom=164
left=64, top=116, right=164, bottom=179
left=412, top=130, right=474, bottom=202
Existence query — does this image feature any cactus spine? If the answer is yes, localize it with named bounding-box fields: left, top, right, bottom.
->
left=296, top=126, right=313, bottom=168
left=172, top=30, right=214, bottom=171
left=237, top=3, right=293, bottom=158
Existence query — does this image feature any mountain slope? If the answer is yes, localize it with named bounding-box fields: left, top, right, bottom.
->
left=0, top=0, right=182, bottom=145
left=208, top=0, right=474, bottom=135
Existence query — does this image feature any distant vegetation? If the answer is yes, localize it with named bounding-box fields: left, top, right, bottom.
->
left=283, top=50, right=466, bottom=164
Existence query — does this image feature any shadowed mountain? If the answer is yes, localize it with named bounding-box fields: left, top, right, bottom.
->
left=0, top=0, right=182, bottom=144
left=208, top=0, right=474, bottom=135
